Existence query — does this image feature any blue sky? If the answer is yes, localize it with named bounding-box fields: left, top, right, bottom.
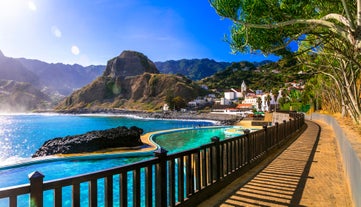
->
left=0, top=0, right=279, bottom=66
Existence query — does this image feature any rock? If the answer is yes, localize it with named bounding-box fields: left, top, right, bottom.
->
left=103, top=50, right=159, bottom=78
left=32, top=126, right=144, bottom=157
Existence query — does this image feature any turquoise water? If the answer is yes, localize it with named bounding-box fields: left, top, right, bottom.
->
left=0, top=114, right=218, bottom=188
left=153, top=127, right=228, bottom=153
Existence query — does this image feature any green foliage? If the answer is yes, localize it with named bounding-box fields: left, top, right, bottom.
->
left=173, top=96, right=187, bottom=111
left=165, top=90, right=175, bottom=110
left=210, top=0, right=345, bottom=56
left=281, top=102, right=310, bottom=113
left=164, top=91, right=187, bottom=111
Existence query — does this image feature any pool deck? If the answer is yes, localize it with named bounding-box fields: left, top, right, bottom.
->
left=198, top=120, right=353, bottom=207
left=234, top=120, right=263, bottom=129
left=55, top=130, right=162, bottom=157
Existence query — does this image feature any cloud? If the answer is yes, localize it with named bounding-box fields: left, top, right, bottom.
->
left=71, top=45, right=80, bottom=55
left=28, top=1, right=36, bottom=11
left=51, top=26, right=62, bottom=38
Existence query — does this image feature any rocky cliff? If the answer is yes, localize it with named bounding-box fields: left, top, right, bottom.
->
left=0, top=80, right=52, bottom=112
left=104, top=50, right=159, bottom=77
left=56, top=51, right=206, bottom=111
left=32, top=126, right=144, bottom=157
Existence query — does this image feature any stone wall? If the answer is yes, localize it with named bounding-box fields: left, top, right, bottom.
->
left=308, top=113, right=361, bottom=207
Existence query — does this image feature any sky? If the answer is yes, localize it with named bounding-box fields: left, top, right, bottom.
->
left=0, top=0, right=279, bottom=66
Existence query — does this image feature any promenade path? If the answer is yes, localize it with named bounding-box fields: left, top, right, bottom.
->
left=198, top=120, right=353, bottom=207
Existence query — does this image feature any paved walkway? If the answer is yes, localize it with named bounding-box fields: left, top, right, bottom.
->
left=198, top=120, right=353, bottom=207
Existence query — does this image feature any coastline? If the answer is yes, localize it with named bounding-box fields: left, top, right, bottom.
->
left=42, top=108, right=242, bottom=125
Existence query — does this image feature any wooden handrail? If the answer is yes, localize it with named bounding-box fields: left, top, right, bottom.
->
left=0, top=113, right=305, bottom=207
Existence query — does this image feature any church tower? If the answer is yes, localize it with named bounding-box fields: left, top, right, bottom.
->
left=241, top=81, right=247, bottom=93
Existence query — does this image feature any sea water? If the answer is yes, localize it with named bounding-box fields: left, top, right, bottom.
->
left=0, top=113, right=217, bottom=188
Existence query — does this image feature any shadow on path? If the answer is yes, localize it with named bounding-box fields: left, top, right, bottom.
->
left=218, top=121, right=321, bottom=207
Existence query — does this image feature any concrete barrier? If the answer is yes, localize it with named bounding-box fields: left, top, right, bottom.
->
left=307, top=113, right=361, bottom=207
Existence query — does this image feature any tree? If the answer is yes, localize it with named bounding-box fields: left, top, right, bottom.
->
left=271, top=88, right=279, bottom=111
left=256, top=96, right=262, bottom=111
left=210, top=0, right=360, bottom=53
left=173, top=96, right=187, bottom=111
left=210, top=0, right=361, bottom=123
left=265, top=94, right=271, bottom=112
left=165, top=91, right=175, bottom=110
left=297, top=40, right=361, bottom=121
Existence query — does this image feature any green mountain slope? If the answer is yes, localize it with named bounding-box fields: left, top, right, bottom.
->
left=199, top=61, right=308, bottom=91
left=155, top=59, right=231, bottom=80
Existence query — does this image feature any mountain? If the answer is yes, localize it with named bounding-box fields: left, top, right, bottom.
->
left=199, top=60, right=308, bottom=92
left=199, top=61, right=283, bottom=91
left=0, top=51, right=104, bottom=96
left=0, top=80, right=52, bottom=112
left=16, top=58, right=104, bottom=95
left=56, top=51, right=206, bottom=111
left=0, top=51, right=105, bottom=111
left=155, top=58, right=231, bottom=80
left=0, top=52, right=40, bottom=86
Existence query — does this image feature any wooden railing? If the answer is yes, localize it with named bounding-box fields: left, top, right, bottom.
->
left=0, top=112, right=305, bottom=207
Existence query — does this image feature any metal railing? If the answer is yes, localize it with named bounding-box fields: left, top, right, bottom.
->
left=0, top=112, right=305, bottom=207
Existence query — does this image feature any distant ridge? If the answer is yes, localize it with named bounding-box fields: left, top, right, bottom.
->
left=16, top=58, right=104, bottom=95
left=155, top=58, right=231, bottom=80
left=0, top=51, right=104, bottom=111
left=0, top=80, right=51, bottom=112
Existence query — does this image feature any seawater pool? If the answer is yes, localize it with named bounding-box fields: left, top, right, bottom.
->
left=152, top=126, right=229, bottom=153
left=0, top=114, right=242, bottom=206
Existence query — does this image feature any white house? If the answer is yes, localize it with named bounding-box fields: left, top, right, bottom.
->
left=163, top=104, right=169, bottom=111
left=224, top=91, right=235, bottom=101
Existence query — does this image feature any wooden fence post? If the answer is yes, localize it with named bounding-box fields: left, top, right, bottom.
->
left=243, top=129, right=251, bottom=164
left=154, top=147, right=168, bottom=207
left=283, top=120, right=287, bottom=140
left=28, top=171, right=44, bottom=207
left=263, top=125, right=268, bottom=151
left=211, top=136, right=220, bottom=181
left=275, top=122, right=279, bottom=147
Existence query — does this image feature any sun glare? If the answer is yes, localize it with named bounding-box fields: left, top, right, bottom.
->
left=71, top=45, right=80, bottom=55
left=0, top=0, right=33, bottom=18
left=51, top=26, right=62, bottom=38
left=28, top=1, right=37, bottom=11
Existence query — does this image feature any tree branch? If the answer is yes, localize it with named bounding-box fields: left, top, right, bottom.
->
left=232, top=17, right=351, bottom=45
left=357, top=0, right=361, bottom=26
left=322, top=13, right=353, bottom=30
left=341, top=0, right=356, bottom=30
